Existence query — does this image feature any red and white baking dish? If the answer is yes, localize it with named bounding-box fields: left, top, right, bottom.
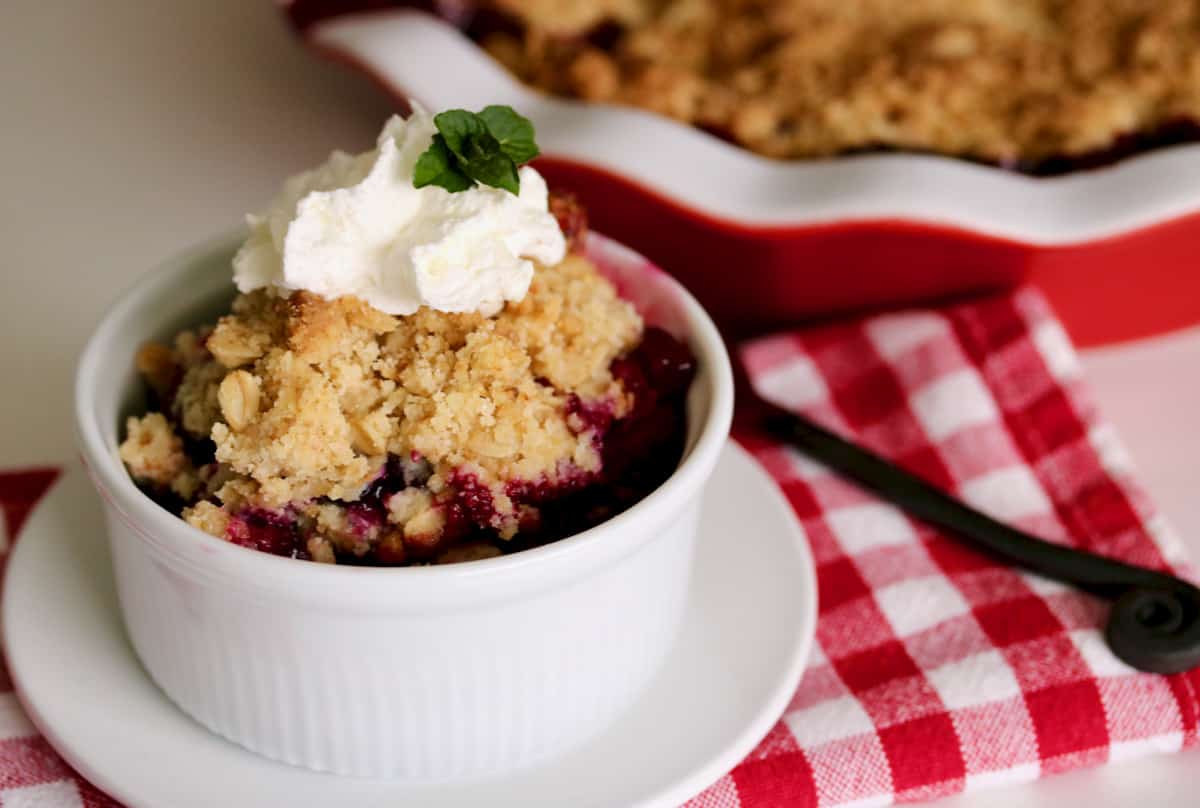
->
left=287, top=5, right=1200, bottom=348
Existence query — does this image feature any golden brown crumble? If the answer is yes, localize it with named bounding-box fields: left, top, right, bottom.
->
left=120, top=252, right=643, bottom=549
left=492, top=0, right=649, bottom=34
left=481, top=0, right=1200, bottom=164
left=119, top=413, right=188, bottom=488
left=183, top=500, right=230, bottom=538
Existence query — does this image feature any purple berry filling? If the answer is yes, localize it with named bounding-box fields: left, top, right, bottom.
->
left=167, top=327, right=696, bottom=565
left=226, top=508, right=307, bottom=559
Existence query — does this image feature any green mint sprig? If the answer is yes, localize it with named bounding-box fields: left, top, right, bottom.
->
left=413, top=106, right=539, bottom=195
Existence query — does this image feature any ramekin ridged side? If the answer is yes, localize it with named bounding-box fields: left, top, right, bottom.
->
left=105, top=501, right=696, bottom=778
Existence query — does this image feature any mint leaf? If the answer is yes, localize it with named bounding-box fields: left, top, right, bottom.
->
left=412, top=135, right=474, bottom=192
left=433, top=109, right=489, bottom=160
left=460, top=128, right=504, bottom=167
left=478, top=105, right=539, bottom=164
left=436, top=112, right=520, bottom=191
left=413, top=106, right=541, bottom=195
left=462, top=150, right=520, bottom=194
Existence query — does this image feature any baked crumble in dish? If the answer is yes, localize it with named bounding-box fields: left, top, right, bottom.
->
left=463, top=0, right=1200, bottom=172
left=119, top=195, right=697, bottom=565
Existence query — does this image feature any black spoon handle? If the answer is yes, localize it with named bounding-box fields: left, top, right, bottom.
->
left=765, top=409, right=1200, bottom=675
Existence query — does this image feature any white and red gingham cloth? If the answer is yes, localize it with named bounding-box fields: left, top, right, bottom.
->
left=686, top=286, right=1200, bottom=807
left=0, top=469, right=119, bottom=807
left=0, top=287, right=1197, bottom=807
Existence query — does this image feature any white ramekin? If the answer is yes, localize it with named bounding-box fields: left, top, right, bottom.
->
left=74, top=231, right=734, bottom=780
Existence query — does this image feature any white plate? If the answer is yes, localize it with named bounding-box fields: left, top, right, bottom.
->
left=4, top=441, right=816, bottom=808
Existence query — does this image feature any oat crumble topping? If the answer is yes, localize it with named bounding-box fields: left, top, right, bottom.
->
left=479, top=0, right=1200, bottom=165
left=117, top=204, right=690, bottom=565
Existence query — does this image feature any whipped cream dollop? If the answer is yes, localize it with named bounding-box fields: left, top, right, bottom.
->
left=232, top=107, right=566, bottom=316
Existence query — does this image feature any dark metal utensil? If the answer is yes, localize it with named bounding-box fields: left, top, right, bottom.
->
left=763, top=406, right=1200, bottom=675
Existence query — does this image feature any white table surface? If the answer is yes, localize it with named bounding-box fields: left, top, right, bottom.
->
left=2, top=1, right=1198, bottom=805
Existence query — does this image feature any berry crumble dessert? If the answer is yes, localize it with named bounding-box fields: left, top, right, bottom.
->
left=119, top=106, right=696, bottom=565
left=463, top=0, right=1200, bottom=172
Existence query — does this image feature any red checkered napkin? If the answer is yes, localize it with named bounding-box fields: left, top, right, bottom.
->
left=0, top=469, right=119, bottom=806
left=687, top=287, right=1200, bottom=807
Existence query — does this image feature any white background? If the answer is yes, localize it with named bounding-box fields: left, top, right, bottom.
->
left=1, top=1, right=1198, bottom=805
